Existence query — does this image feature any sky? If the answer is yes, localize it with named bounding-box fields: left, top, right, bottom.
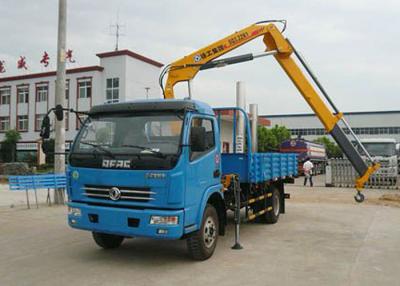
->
left=0, top=0, right=399, bottom=115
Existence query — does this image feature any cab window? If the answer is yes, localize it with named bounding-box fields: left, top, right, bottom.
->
left=190, top=117, right=215, bottom=161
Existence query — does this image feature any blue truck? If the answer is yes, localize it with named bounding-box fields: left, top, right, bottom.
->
left=66, top=100, right=297, bottom=260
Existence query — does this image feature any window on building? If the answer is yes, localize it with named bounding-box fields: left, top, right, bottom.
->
left=78, top=79, right=92, bottom=98
left=106, top=78, right=119, bottom=103
left=35, top=114, right=46, bottom=131
left=0, top=87, right=11, bottom=105
left=0, top=116, right=10, bottom=132
left=17, top=86, right=29, bottom=103
left=222, top=142, right=230, bottom=153
left=65, top=112, right=69, bottom=130
left=36, top=84, right=48, bottom=102
left=17, top=115, right=28, bottom=131
left=288, top=126, right=400, bottom=136
left=65, top=80, right=70, bottom=101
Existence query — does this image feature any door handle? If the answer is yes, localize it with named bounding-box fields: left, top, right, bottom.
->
left=213, top=169, right=220, bottom=178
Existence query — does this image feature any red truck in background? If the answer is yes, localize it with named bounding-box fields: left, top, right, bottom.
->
left=280, top=138, right=327, bottom=175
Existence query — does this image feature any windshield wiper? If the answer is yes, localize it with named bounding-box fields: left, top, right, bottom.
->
left=80, top=141, right=115, bottom=158
left=122, top=144, right=166, bottom=158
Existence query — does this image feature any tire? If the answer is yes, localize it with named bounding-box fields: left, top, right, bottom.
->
left=186, top=204, right=219, bottom=260
left=92, top=232, right=124, bottom=249
left=263, top=186, right=281, bottom=224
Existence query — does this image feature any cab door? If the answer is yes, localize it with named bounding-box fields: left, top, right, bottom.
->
left=185, top=115, right=220, bottom=226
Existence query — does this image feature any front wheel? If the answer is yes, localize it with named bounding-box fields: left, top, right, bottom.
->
left=186, top=204, right=219, bottom=260
left=92, top=232, right=124, bottom=249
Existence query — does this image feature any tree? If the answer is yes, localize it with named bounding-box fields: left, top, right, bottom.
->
left=257, top=126, right=277, bottom=152
left=314, top=136, right=343, bottom=158
left=257, top=125, right=291, bottom=152
left=0, top=129, right=21, bottom=162
left=270, top=125, right=291, bottom=146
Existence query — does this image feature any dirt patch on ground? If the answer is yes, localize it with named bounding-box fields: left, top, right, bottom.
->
left=380, top=193, right=400, bottom=202
left=370, top=194, right=400, bottom=208
left=287, top=188, right=400, bottom=208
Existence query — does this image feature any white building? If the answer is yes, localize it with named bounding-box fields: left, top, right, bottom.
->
left=0, top=49, right=163, bottom=161
left=262, top=111, right=400, bottom=142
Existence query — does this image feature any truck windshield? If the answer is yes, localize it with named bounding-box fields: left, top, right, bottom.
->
left=361, top=143, right=396, bottom=157
left=72, top=113, right=183, bottom=156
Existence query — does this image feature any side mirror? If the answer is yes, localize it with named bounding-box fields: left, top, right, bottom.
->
left=40, top=115, right=51, bottom=139
left=54, top=104, right=64, bottom=121
left=190, top=126, right=207, bottom=152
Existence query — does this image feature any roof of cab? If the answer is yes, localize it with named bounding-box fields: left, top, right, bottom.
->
left=88, top=99, right=214, bottom=116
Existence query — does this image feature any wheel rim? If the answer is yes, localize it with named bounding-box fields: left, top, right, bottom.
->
left=273, top=192, right=280, bottom=216
left=203, top=216, right=216, bottom=248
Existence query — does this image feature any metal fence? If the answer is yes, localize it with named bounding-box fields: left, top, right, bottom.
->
left=326, top=158, right=398, bottom=189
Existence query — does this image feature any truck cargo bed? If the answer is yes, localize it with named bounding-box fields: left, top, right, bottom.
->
left=221, top=153, right=298, bottom=183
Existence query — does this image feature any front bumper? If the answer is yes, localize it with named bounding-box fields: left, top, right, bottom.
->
left=67, top=202, right=185, bottom=239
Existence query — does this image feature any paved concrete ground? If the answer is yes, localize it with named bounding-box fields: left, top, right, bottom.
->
left=1, top=176, right=400, bottom=286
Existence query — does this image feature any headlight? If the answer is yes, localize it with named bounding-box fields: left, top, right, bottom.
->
left=150, top=216, right=178, bottom=225
left=68, top=207, right=81, bottom=217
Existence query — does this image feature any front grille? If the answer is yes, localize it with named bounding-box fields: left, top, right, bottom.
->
left=83, top=185, right=155, bottom=202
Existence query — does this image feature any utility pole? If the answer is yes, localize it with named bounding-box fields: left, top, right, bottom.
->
left=54, top=0, right=67, bottom=204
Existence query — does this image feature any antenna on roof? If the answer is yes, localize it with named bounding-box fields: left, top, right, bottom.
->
left=109, top=10, right=125, bottom=51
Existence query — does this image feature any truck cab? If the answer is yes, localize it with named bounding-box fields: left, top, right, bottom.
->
left=67, top=99, right=223, bottom=242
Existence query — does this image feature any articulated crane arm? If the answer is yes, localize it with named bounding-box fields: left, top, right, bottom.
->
left=161, top=20, right=380, bottom=202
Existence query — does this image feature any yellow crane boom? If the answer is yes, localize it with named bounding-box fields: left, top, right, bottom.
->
left=161, top=20, right=380, bottom=202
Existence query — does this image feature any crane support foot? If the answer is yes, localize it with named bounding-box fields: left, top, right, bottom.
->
left=354, top=191, right=365, bottom=203
left=353, top=163, right=380, bottom=203
left=231, top=243, right=243, bottom=250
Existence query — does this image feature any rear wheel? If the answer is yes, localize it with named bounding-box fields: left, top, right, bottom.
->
left=263, top=186, right=281, bottom=224
left=92, top=232, right=124, bottom=249
left=187, top=204, right=219, bottom=260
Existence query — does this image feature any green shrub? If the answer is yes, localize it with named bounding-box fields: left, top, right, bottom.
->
left=0, top=129, right=21, bottom=162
